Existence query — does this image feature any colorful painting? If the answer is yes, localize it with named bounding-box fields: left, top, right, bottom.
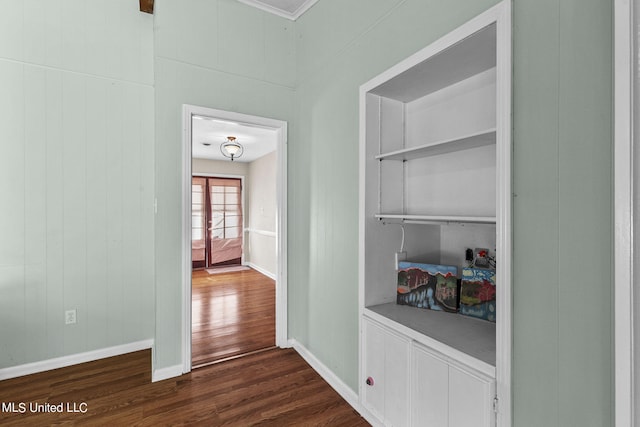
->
left=396, top=262, right=458, bottom=313
left=459, top=267, right=496, bottom=322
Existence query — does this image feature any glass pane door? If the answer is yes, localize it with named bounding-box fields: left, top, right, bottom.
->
left=209, top=178, right=243, bottom=266
left=191, top=176, right=243, bottom=269
left=191, top=177, right=207, bottom=269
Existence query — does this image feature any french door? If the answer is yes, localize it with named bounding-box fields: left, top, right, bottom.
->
left=192, top=176, right=243, bottom=269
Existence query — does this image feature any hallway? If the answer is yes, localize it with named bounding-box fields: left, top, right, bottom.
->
left=192, top=268, right=275, bottom=367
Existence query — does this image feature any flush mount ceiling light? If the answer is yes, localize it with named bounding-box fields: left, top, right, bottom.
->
left=220, top=136, right=243, bottom=161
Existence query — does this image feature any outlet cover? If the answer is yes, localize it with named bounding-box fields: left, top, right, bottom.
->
left=65, top=309, right=77, bottom=325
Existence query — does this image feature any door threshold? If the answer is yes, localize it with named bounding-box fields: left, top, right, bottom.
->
left=192, top=346, right=278, bottom=369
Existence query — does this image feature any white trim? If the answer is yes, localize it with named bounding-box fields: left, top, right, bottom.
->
left=182, top=105, right=288, bottom=375
left=358, top=2, right=511, bottom=425
left=615, top=0, right=635, bottom=425
left=290, top=339, right=359, bottom=406
left=152, top=364, right=184, bottom=383
left=236, top=0, right=318, bottom=21
left=494, top=3, right=512, bottom=427
left=0, top=339, right=153, bottom=381
left=246, top=262, right=276, bottom=280
left=288, top=339, right=382, bottom=424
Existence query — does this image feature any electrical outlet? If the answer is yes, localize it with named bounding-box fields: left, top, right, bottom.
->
left=65, top=309, right=77, bottom=325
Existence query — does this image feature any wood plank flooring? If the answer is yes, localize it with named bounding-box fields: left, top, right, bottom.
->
left=192, top=268, right=275, bottom=367
left=0, top=348, right=369, bottom=426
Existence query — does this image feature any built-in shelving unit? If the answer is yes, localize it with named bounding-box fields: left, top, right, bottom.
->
left=358, top=2, right=511, bottom=426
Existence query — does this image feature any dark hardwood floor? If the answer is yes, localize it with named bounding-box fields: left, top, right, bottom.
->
left=0, top=348, right=369, bottom=426
left=192, top=268, right=276, bottom=367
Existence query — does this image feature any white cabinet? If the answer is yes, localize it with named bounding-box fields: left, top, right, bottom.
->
left=359, top=2, right=511, bottom=427
left=448, top=363, right=495, bottom=427
left=364, top=316, right=495, bottom=427
left=411, top=344, right=449, bottom=426
left=362, top=317, right=411, bottom=427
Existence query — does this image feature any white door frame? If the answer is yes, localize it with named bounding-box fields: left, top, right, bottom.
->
left=614, top=0, right=635, bottom=425
left=181, top=104, right=288, bottom=373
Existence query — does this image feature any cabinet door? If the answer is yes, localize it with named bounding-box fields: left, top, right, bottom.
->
left=363, top=318, right=386, bottom=421
left=384, top=330, right=410, bottom=426
left=362, top=317, right=410, bottom=426
left=411, top=345, right=449, bottom=427
left=448, top=365, right=495, bottom=427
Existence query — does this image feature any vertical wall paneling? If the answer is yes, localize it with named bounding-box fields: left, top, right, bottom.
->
left=85, top=78, right=109, bottom=351
left=0, top=60, right=26, bottom=366
left=44, top=68, right=65, bottom=360
left=62, top=73, right=87, bottom=355
left=121, top=86, right=143, bottom=344
left=23, top=66, right=48, bottom=362
left=0, top=0, right=24, bottom=61
left=153, top=0, right=295, bottom=372
left=105, top=81, right=125, bottom=347
left=0, top=0, right=154, bottom=370
left=556, top=0, right=612, bottom=425
left=511, top=0, right=561, bottom=424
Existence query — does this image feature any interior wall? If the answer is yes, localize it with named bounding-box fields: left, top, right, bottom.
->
left=512, top=1, right=612, bottom=426
left=0, top=0, right=155, bottom=368
left=291, top=0, right=502, bottom=394
left=247, top=151, right=277, bottom=276
left=192, top=158, right=250, bottom=177
left=293, top=0, right=612, bottom=426
left=153, top=0, right=295, bottom=372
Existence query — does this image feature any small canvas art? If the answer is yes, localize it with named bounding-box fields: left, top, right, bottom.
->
left=397, top=262, right=458, bottom=313
left=459, top=267, right=496, bottom=322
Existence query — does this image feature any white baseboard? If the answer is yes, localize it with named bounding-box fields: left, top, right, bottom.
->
left=152, top=364, right=183, bottom=383
left=289, top=339, right=361, bottom=412
left=0, top=339, right=154, bottom=381
left=289, top=339, right=382, bottom=426
left=246, top=262, right=276, bottom=280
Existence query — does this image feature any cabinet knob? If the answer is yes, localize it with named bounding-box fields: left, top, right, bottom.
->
left=366, top=377, right=374, bottom=386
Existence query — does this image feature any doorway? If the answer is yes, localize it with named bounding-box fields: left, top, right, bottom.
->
left=181, top=105, right=288, bottom=374
left=192, top=176, right=243, bottom=270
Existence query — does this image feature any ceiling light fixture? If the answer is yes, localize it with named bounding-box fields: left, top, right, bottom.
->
left=220, top=136, right=243, bottom=161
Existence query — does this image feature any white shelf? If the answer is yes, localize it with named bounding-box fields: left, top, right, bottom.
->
left=375, top=128, right=496, bottom=161
left=364, top=304, right=496, bottom=377
left=375, top=214, right=496, bottom=224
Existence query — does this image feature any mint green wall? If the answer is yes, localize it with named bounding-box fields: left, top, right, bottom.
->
left=0, top=0, right=155, bottom=368
left=0, top=1, right=614, bottom=424
left=152, top=0, right=295, bottom=370
left=293, top=0, right=612, bottom=425
left=512, top=0, right=612, bottom=425
left=291, top=0, right=502, bottom=394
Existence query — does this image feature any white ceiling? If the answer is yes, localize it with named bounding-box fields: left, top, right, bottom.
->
left=192, top=115, right=277, bottom=163
left=237, top=0, right=318, bottom=20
